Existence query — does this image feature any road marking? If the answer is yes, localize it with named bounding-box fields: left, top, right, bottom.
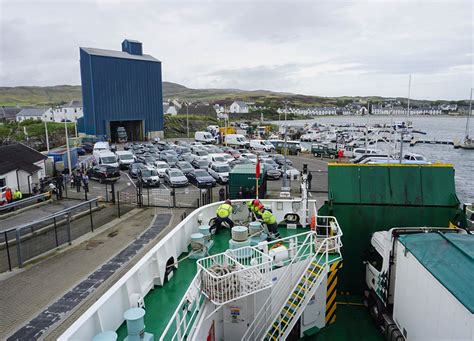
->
left=121, top=171, right=136, bottom=188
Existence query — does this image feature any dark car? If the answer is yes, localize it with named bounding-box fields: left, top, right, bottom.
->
left=75, top=147, right=86, bottom=156
left=272, top=155, right=293, bottom=166
left=186, top=169, right=216, bottom=188
left=81, top=143, right=94, bottom=153
left=137, top=167, right=160, bottom=187
left=263, top=164, right=281, bottom=180
left=129, top=162, right=146, bottom=178
left=176, top=161, right=194, bottom=175
left=178, top=153, right=194, bottom=163
left=162, top=155, right=179, bottom=167
left=191, top=159, right=209, bottom=169
left=88, top=165, right=121, bottom=183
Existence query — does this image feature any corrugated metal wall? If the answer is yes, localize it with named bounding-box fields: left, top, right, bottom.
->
left=79, top=48, right=163, bottom=137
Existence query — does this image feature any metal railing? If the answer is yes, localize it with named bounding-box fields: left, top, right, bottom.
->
left=0, top=192, right=51, bottom=214
left=197, top=247, right=272, bottom=305
left=1, top=198, right=99, bottom=271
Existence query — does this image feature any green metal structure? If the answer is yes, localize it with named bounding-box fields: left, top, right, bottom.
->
left=228, top=164, right=266, bottom=199
left=318, top=163, right=465, bottom=294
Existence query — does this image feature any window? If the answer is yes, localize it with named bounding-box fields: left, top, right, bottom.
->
left=366, top=246, right=383, bottom=272
left=0, top=178, right=6, bottom=187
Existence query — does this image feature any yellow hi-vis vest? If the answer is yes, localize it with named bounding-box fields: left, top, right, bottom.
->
left=217, top=203, right=232, bottom=218
left=262, top=210, right=276, bottom=224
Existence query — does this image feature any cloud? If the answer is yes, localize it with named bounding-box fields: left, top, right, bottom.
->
left=0, top=0, right=472, bottom=100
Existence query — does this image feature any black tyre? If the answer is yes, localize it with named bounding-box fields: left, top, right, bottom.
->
left=368, top=291, right=385, bottom=327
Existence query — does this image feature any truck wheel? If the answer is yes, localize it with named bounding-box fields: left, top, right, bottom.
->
left=368, top=292, right=384, bottom=327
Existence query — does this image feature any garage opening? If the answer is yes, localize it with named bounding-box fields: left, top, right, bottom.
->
left=108, top=120, right=144, bottom=142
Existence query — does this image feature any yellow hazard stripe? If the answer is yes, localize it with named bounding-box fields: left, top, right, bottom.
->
left=325, top=260, right=342, bottom=325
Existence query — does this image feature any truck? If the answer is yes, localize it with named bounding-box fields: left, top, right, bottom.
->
left=47, top=148, right=79, bottom=172
left=364, top=227, right=473, bottom=340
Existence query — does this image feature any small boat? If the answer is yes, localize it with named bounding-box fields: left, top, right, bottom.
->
left=458, top=88, right=474, bottom=150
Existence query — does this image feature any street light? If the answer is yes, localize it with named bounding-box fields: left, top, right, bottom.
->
left=282, top=100, right=290, bottom=188
left=63, top=107, right=72, bottom=176
left=185, top=100, right=189, bottom=138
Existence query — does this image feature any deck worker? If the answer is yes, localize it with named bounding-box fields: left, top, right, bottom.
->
left=215, top=199, right=234, bottom=232
left=13, top=189, right=22, bottom=201
left=260, top=207, right=280, bottom=241
left=251, top=199, right=263, bottom=220
left=307, top=171, right=313, bottom=190
left=5, top=188, right=12, bottom=203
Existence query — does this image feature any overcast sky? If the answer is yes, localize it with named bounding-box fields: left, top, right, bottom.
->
left=0, top=0, right=472, bottom=100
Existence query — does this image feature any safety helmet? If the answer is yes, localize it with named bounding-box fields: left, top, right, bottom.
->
left=252, top=199, right=261, bottom=206
left=257, top=203, right=265, bottom=211
left=225, top=199, right=232, bottom=205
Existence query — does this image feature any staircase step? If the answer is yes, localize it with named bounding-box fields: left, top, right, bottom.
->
left=287, top=300, right=299, bottom=309
left=283, top=307, right=295, bottom=317
left=306, top=269, right=320, bottom=277
left=266, top=332, right=277, bottom=341
left=291, top=292, right=304, bottom=300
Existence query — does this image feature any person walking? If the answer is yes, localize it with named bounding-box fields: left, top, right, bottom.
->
left=307, top=171, right=313, bottom=190
left=13, top=189, right=22, bottom=201
left=75, top=172, right=82, bottom=192
left=82, top=173, right=89, bottom=193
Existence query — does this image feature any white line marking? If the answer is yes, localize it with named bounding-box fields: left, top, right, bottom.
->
left=121, top=171, right=137, bottom=188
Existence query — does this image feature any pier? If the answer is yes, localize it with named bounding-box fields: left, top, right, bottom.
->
left=410, top=138, right=453, bottom=147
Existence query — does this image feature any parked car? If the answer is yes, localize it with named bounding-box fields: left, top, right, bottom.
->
left=229, top=158, right=251, bottom=169
left=116, top=150, right=135, bottom=169
left=186, top=169, right=216, bottom=188
left=176, top=161, right=194, bottom=175
left=272, top=155, right=293, bottom=166
left=208, top=162, right=231, bottom=184
left=240, top=153, right=257, bottom=164
left=263, top=164, right=282, bottom=180
left=88, top=165, right=121, bottom=183
left=129, top=162, right=146, bottom=178
left=162, top=155, right=179, bottom=167
left=154, top=161, right=170, bottom=177
left=163, top=169, right=189, bottom=187
left=138, top=167, right=160, bottom=187
left=279, top=165, right=300, bottom=179
left=192, top=159, right=210, bottom=169
left=250, top=139, right=275, bottom=152
left=178, top=153, right=195, bottom=163
left=75, top=147, right=86, bottom=156
left=81, top=143, right=94, bottom=154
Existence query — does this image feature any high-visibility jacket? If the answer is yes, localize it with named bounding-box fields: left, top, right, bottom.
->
left=262, top=210, right=277, bottom=225
left=217, top=203, right=232, bottom=218
left=13, top=190, right=22, bottom=200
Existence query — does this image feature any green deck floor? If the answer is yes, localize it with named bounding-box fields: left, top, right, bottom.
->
left=116, top=227, right=382, bottom=340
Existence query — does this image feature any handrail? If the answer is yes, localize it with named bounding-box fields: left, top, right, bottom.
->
left=2, top=198, right=99, bottom=234
left=268, top=236, right=342, bottom=340
left=243, top=216, right=343, bottom=341
left=0, top=192, right=50, bottom=212
left=159, top=273, right=205, bottom=341
left=242, top=232, right=316, bottom=340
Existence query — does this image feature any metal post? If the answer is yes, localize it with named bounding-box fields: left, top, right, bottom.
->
left=53, top=217, right=59, bottom=247
left=89, top=201, right=94, bottom=232
left=66, top=213, right=72, bottom=245
left=64, top=110, right=72, bottom=177
left=5, top=231, right=12, bottom=271
left=407, top=74, right=411, bottom=117
left=282, top=101, right=289, bottom=188
left=84, top=186, right=88, bottom=201
left=16, top=228, right=22, bottom=268
left=44, top=121, right=50, bottom=151
left=186, top=102, right=189, bottom=138
left=105, top=182, right=108, bottom=202
left=117, top=191, right=121, bottom=218
left=111, top=182, right=115, bottom=204
left=172, top=188, right=176, bottom=208
left=147, top=187, right=150, bottom=207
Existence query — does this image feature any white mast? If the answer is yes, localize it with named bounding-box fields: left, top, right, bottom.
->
left=465, top=88, right=472, bottom=140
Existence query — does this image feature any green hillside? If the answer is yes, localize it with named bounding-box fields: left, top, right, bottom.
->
left=0, top=82, right=468, bottom=108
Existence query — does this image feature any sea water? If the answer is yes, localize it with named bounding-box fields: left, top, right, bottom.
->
left=271, top=116, right=473, bottom=203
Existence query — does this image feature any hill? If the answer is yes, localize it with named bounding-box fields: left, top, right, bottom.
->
left=0, top=82, right=468, bottom=108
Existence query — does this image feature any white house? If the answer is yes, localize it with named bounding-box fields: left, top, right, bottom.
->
left=0, top=143, right=47, bottom=195
left=229, top=101, right=249, bottom=113
left=44, top=101, right=84, bottom=122
left=16, top=108, right=48, bottom=122
left=163, top=103, right=178, bottom=116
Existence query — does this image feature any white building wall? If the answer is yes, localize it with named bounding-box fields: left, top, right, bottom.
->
left=45, top=107, right=84, bottom=122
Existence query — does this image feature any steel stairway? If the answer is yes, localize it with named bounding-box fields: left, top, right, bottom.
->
left=263, top=255, right=329, bottom=340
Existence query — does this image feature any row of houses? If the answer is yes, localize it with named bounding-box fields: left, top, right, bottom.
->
left=163, top=100, right=251, bottom=116
left=1, top=101, right=83, bottom=123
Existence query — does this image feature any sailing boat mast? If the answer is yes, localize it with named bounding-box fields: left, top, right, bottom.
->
left=465, top=88, right=472, bottom=139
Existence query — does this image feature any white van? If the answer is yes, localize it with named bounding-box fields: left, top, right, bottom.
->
left=115, top=150, right=135, bottom=169
left=250, top=139, right=275, bottom=152
left=224, top=134, right=249, bottom=147
left=93, top=141, right=110, bottom=154
left=195, top=131, right=215, bottom=144
left=352, top=148, right=381, bottom=159
left=206, top=153, right=227, bottom=164
left=95, top=150, right=119, bottom=168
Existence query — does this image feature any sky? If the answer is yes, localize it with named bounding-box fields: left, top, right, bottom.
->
left=0, top=0, right=472, bottom=100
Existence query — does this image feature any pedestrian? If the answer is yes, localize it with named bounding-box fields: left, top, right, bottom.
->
left=307, top=171, right=313, bottom=190
left=13, top=188, right=22, bottom=201
left=82, top=173, right=89, bottom=192
left=75, top=172, right=82, bottom=192
left=5, top=188, right=12, bottom=203
left=70, top=174, right=75, bottom=189
left=219, top=188, right=225, bottom=201
left=32, top=184, right=39, bottom=195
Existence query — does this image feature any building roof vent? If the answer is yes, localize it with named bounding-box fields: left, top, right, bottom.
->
left=122, top=39, right=143, bottom=56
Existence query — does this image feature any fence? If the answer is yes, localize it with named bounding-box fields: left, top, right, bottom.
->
left=0, top=198, right=100, bottom=272
left=118, top=184, right=214, bottom=211
left=0, top=192, right=51, bottom=214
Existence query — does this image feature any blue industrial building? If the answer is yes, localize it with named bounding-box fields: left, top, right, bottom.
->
left=79, top=39, right=163, bottom=141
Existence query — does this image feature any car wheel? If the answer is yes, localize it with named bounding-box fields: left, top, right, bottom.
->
left=99, top=176, right=104, bottom=184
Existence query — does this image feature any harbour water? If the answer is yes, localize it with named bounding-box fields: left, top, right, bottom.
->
left=271, top=116, right=473, bottom=203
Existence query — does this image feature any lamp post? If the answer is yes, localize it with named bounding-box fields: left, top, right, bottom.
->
left=186, top=100, right=189, bottom=138
left=63, top=107, right=72, bottom=176
left=44, top=120, right=50, bottom=151
left=282, top=100, right=290, bottom=188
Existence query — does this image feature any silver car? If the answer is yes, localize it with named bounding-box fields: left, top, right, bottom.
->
left=163, top=168, right=189, bottom=187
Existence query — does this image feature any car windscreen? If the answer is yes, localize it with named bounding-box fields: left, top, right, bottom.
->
left=141, top=169, right=156, bottom=177
left=198, top=160, right=208, bottom=166
left=246, top=154, right=257, bottom=160
left=167, top=156, right=178, bottom=162
left=213, top=156, right=225, bottom=162
left=104, top=167, right=118, bottom=174
left=120, top=154, right=134, bottom=160
left=156, top=164, right=168, bottom=169
left=169, top=170, right=184, bottom=177
left=194, top=170, right=208, bottom=177
left=101, top=156, right=116, bottom=163
left=216, top=165, right=230, bottom=172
